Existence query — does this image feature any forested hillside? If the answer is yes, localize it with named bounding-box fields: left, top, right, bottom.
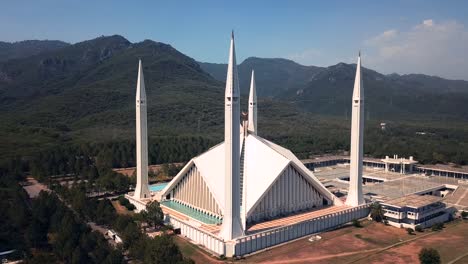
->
left=201, top=59, right=468, bottom=120
left=1, top=34, right=468, bottom=178
left=0, top=40, right=69, bottom=62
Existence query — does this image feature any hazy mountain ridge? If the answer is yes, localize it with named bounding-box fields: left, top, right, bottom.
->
left=200, top=57, right=323, bottom=97
left=0, top=35, right=333, bottom=160
left=200, top=58, right=468, bottom=120
left=0, top=39, right=70, bottom=62
left=1, top=35, right=468, bottom=166
left=1, top=35, right=468, bottom=129
left=0, top=35, right=223, bottom=140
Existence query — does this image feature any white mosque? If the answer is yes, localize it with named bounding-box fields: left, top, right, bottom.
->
left=126, top=32, right=370, bottom=257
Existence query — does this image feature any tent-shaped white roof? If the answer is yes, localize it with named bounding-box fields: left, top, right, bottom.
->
left=160, top=133, right=340, bottom=216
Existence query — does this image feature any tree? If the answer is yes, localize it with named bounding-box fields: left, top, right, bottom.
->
left=370, top=202, right=384, bottom=222
left=143, top=235, right=190, bottom=264
left=144, top=201, right=165, bottom=227
left=419, top=248, right=441, bottom=264
left=352, top=219, right=362, bottom=228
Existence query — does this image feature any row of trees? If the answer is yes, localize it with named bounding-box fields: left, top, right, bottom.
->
left=28, top=191, right=124, bottom=263
left=0, top=182, right=125, bottom=264
left=28, top=136, right=213, bottom=178
left=54, top=182, right=193, bottom=264
left=0, top=173, right=30, bottom=258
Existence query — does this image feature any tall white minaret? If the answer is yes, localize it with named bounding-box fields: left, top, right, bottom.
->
left=221, top=31, right=244, bottom=240
left=248, top=70, right=257, bottom=135
left=134, top=60, right=151, bottom=200
left=346, top=53, right=365, bottom=206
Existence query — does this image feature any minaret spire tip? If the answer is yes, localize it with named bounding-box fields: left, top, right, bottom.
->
left=248, top=69, right=257, bottom=135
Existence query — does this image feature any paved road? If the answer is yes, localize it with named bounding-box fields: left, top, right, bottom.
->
left=22, top=177, right=49, bottom=198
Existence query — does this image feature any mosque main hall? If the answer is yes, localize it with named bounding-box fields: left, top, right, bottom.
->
left=126, top=32, right=370, bottom=257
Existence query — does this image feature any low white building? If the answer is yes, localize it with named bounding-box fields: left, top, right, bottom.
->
left=381, top=194, right=451, bottom=229
left=106, top=229, right=123, bottom=244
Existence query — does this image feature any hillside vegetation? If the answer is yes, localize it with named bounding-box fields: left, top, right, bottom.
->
left=200, top=58, right=468, bottom=120
left=0, top=35, right=468, bottom=175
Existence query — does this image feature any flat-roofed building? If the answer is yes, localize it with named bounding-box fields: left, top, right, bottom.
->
left=381, top=194, right=451, bottom=229
left=381, top=155, right=418, bottom=174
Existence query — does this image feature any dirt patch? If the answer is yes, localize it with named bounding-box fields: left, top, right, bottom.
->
left=359, top=221, right=468, bottom=264
left=113, top=163, right=183, bottom=179
left=243, top=221, right=407, bottom=263
left=111, top=200, right=134, bottom=216
left=22, top=177, right=49, bottom=198
left=242, top=221, right=468, bottom=264
left=172, top=220, right=468, bottom=264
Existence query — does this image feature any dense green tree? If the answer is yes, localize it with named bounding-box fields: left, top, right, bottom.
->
left=0, top=174, right=30, bottom=255
left=431, top=222, right=444, bottom=231
left=143, top=235, right=188, bottom=264
left=370, top=202, right=384, bottom=222
left=419, top=247, right=441, bottom=264
left=144, top=201, right=165, bottom=227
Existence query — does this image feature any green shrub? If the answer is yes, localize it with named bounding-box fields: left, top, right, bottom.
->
left=419, top=247, right=441, bottom=264
left=125, top=203, right=136, bottom=211
left=415, top=226, right=423, bottom=232
left=431, top=222, right=444, bottom=231
left=352, top=219, right=362, bottom=228
left=117, top=195, right=135, bottom=211
left=406, top=228, right=415, bottom=235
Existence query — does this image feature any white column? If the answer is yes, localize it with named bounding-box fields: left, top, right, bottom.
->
left=346, top=53, right=365, bottom=206
left=221, top=31, right=244, bottom=240
left=134, top=60, right=151, bottom=199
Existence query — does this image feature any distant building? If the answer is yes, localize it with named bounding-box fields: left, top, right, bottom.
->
left=380, top=122, right=386, bottom=131
left=106, top=229, right=123, bottom=244
left=381, top=194, right=451, bottom=229
left=381, top=155, right=418, bottom=174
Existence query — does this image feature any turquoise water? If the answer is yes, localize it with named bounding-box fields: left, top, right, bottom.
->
left=161, top=200, right=222, bottom=225
left=149, top=182, right=169, bottom=192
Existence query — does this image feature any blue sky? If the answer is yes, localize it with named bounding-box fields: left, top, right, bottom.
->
left=1, top=0, right=468, bottom=79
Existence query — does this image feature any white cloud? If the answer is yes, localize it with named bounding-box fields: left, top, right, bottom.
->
left=365, top=29, right=398, bottom=45
left=364, top=19, right=468, bottom=80
left=423, top=19, right=434, bottom=27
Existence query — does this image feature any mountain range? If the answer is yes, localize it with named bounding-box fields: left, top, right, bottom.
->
left=0, top=40, right=69, bottom=62
left=1, top=35, right=468, bottom=160
left=200, top=58, right=468, bottom=120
